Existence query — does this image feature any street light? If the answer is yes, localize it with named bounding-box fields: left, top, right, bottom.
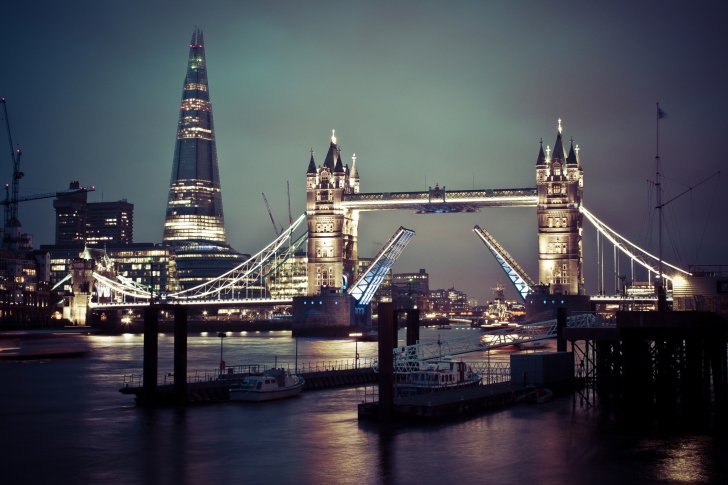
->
left=218, top=331, right=226, bottom=376
left=349, top=332, right=362, bottom=369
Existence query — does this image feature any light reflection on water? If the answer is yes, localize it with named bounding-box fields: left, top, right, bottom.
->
left=1, top=330, right=726, bottom=484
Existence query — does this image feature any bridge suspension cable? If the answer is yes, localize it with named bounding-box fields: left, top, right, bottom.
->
left=91, top=214, right=308, bottom=303
left=167, top=213, right=307, bottom=300
left=580, top=206, right=690, bottom=281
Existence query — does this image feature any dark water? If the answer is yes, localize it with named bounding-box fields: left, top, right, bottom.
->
left=2, top=329, right=727, bottom=485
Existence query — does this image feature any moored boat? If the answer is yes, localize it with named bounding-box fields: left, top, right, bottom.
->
left=396, top=358, right=481, bottom=396
left=229, top=368, right=305, bottom=402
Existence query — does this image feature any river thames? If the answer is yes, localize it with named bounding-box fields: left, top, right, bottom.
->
left=2, top=328, right=727, bottom=484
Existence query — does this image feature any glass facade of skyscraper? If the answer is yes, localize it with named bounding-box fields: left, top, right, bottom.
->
left=163, top=28, right=226, bottom=245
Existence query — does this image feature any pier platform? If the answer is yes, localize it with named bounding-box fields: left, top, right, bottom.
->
left=358, top=382, right=539, bottom=420
left=120, top=367, right=377, bottom=405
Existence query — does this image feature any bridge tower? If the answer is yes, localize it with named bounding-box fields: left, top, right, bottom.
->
left=305, top=131, right=360, bottom=296
left=536, top=119, right=584, bottom=296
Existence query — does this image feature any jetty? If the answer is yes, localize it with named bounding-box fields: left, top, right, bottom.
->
left=120, top=366, right=377, bottom=405
left=358, top=382, right=537, bottom=419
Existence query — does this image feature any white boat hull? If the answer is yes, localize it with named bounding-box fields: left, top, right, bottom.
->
left=229, top=381, right=304, bottom=402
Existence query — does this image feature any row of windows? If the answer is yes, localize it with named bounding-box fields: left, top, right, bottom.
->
left=315, top=246, right=334, bottom=258
left=180, top=98, right=210, bottom=111
left=315, top=222, right=334, bottom=233
left=547, top=243, right=568, bottom=254
left=184, top=83, right=208, bottom=92
left=547, top=217, right=568, bottom=228
left=315, top=267, right=336, bottom=287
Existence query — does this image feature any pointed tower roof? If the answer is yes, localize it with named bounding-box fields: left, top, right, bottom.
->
left=323, top=130, right=337, bottom=171
left=334, top=147, right=344, bottom=173
left=307, top=148, right=316, bottom=174
left=567, top=138, right=578, bottom=165
left=551, top=119, right=566, bottom=162
left=536, top=138, right=546, bottom=166
left=351, top=153, right=359, bottom=178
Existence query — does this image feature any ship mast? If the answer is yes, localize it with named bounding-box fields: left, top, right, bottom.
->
left=655, top=103, right=666, bottom=310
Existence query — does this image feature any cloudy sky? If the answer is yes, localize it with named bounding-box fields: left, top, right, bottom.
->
left=2, top=1, right=726, bottom=304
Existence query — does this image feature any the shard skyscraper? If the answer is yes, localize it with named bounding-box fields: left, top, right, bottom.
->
left=163, top=29, right=245, bottom=292
left=164, top=28, right=226, bottom=245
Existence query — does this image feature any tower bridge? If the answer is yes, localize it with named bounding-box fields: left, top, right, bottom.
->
left=77, top=32, right=696, bottom=331
left=84, top=119, right=693, bottom=334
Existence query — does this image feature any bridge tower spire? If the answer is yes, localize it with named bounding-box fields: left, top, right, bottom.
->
left=536, top=119, right=584, bottom=296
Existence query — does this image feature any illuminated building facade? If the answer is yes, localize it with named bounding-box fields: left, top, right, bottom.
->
left=266, top=250, right=309, bottom=299
left=163, top=28, right=226, bottom=245
left=0, top=250, right=52, bottom=326
left=85, top=201, right=133, bottom=245
left=305, top=131, right=360, bottom=295
left=430, top=287, right=469, bottom=314
left=536, top=119, right=584, bottom=296
left=54, top=182, right=134, bottom=246
left=53, top=182, right=90, bottom=245
left=392, top=269, right=430, bottom=311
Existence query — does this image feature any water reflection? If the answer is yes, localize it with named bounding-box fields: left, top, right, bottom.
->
left=2, top=333, right=728, bottom=484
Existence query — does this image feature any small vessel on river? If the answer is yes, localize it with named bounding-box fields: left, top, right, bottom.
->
left=229, top=368, right=305, bottom=402
left=397, top=358, right=481, bottom=396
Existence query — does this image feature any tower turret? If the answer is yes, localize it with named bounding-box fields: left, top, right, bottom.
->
left=305, top=130, right=360, bottom=295
left=536, top=119, right=584, bottom=296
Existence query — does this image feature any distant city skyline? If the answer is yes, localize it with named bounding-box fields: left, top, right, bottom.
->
left=2, top=1, right=726, bottom=304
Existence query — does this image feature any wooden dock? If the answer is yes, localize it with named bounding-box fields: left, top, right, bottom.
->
left=358, top=382, right=535, bottom=420
left=120, top=367, right=377, bottom=405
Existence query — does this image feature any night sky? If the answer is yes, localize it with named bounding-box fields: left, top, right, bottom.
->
left=2, top=1, right=727, bottom=304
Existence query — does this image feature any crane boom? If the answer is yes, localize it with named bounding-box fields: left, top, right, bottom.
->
left=1, top=98, right=24, bottom=227
left=262, top=192, right=280, bottom=236
left=2, top=183, right=96, bottom=207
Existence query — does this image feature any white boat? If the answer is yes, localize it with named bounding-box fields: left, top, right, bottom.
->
left=396, top=358, right=481, bottom=396
left=229, top=368, right=305, bottom=402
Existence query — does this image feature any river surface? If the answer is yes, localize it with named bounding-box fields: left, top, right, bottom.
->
left=2, top=327, right=727, bottom=484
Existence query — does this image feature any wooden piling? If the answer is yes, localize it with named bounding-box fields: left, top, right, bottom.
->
left=378, top=302, right=394, bottom=425
left=142, top=307, right=158, bottom=406
left=173, top=306, right=188, bottom=406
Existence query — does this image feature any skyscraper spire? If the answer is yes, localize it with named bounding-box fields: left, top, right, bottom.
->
left=163, top=28, right=226, bottom=245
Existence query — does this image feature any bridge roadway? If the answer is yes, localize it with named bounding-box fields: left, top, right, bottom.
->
left=342, top=188, right=537, bottom=212
left=91, top=297, right=292, bottom=310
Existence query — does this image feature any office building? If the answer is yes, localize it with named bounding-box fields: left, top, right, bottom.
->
left=162, top=29, right=245, bottom=291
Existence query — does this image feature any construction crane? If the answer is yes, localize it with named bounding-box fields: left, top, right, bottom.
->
left=1, top=98, right=24, bottom=228
left=2, top=183, right=96, bottom=207
left=262, top=192, right=281, bottom=236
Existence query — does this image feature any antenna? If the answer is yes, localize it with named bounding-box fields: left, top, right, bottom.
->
left=287, top=181, right=293, bottom=247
